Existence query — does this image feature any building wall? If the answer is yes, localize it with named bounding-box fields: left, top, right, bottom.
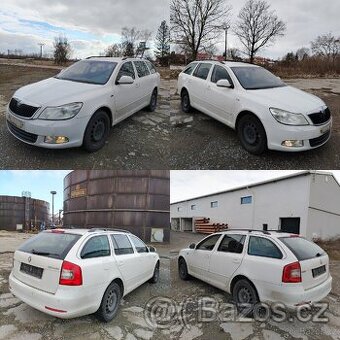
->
left=171, top=175, right=311, bottom=237
left=307, top=173, right=340, bottom=240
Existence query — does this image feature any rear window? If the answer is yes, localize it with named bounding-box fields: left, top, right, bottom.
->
left=279, top=237, right=325, bottom=261
left=183, top=63, right=197, bottom=75
left=111, top=234, right=134, bottom=255
left=18, top=231, right=80, bottom=260
left=248, top=236, right=283, bottom=259
left=193, top=63, right=212, bottom=80
left=133, top=61, right=151, bottom=78
left=145, top=60, right=157, bottom=74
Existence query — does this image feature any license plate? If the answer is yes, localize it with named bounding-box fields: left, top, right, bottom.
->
left=7, top=114, right=24, bottom=129
left=312, top=265, right=326, bottom=278
left=320, top=124, right=330, bottom=134
left=20, top=262, right=43, bottom=279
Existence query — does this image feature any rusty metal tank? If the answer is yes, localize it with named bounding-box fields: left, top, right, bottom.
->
left=0, top=195, right=50, bottom=231
left=63, top=170, right=170, bottom=243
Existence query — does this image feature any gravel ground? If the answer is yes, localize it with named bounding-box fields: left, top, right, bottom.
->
left=0, top=64, right=170, bottom=170
left=170, top=78, right=340, bottom=169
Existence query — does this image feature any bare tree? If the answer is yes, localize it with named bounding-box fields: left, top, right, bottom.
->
left=53, top=36, right=72, bottom=65
left=170, top=0, right=232, bottom=61
left=155, top=20, right=170, bottom=66
left=234, top=0, right=286, bottom=63
left=296, top=47, right=310, bottom=61
left=105, top=43, right=123, bottom=57
left=311, top=33, right=340, bottom=63
left=121, top=27, right=141, bottom=56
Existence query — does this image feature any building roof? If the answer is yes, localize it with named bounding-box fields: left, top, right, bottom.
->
left=171, top=171, right=338, bottom=205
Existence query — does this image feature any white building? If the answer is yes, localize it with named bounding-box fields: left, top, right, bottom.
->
left=171, top=171, right=340, bottom=240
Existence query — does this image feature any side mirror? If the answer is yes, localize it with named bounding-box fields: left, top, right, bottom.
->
left=216, top=79, right=232, bottom=88
left=148, top=246, right=156, bottom=253
left=117, top=75, right=134, bottom=85
left=189, top=243, right=196, bottom=249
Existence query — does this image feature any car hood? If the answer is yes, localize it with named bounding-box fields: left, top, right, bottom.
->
left=13, top=77, right=103, bottom=106
left=246, top=85, right=325, bottom=113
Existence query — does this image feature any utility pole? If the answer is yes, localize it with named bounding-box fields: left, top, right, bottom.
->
left=38, top=43, right=45, bottom=58
left=50, top=191, right=57, bottom=225
left=223, top=24, right=230, bottom=61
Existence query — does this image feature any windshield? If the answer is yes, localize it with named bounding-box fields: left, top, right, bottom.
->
left=56, top=60, right=117, bottom=85
left=18, top=231, right=81, bottom=259
left=279, top=237, right=325, bottom=261
left=231, top=66, right=286, bottom=90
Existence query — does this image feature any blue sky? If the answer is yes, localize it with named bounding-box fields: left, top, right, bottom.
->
left=0, top=0, right=168, bottom=58
left=0, top=170, right=71, bottom=211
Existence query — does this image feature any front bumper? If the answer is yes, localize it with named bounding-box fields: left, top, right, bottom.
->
left=9, top=272, right=98, bottom=319
left=265, top=118, right=332, bottom=152
left=6, top=108, right=88, bottom=149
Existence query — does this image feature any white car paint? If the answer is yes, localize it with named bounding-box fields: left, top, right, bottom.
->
left=178, top=230, right=332, bottom=310
left=177, top=61, right=332, bottom=152
left=6, top=57, right=160, bottom=149
left=9, top=229, right=159, bottom=319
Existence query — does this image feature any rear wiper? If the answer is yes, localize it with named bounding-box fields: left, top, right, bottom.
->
left=32, top=249, right=60, bottom=258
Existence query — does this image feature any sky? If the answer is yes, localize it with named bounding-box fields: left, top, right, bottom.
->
left=216, top=0, right=340, bottom=59
left=0, top=170, right=71, bottom=212
left=0, top=0, right=169, bottom=58
left=170, top=170, right=340, bottom=203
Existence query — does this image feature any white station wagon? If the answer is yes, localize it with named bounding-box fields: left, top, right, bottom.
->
left=6, top=57, right=160, bottom=152
left=9, top=228, right=160, bottom=321
left=178, top=61, right=332, bottom=154
left=178, top=230, right=332, bottom=311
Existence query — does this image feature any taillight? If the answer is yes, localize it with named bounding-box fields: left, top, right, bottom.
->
left=59, top=261, right=82, bottom=286
left=282, top=261, right=301, bottom=283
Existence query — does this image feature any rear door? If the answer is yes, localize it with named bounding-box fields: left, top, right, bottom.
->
left=279, top=236, right=330, bottom=290
left=208, top=234, right=246, bottom=291
left=12, top=231, right=80, bottom=294
left=133, top=61, right=152, bottom=107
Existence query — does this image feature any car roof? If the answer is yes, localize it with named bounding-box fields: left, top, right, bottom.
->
left=46, top=228, right=130, bottom=236
left=84, top=57, right=147, bottom=63
left=218, top=229, right=295, bottom=238
left=192, top=60, right=260, bottom=68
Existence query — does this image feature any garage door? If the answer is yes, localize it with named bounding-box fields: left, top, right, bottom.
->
left=280, top=217, right=300, bottom=234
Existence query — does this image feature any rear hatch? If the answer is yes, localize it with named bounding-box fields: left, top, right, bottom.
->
left=279, top=236, right=329, bottom=290
left=12, top=231, right=81, bottom=294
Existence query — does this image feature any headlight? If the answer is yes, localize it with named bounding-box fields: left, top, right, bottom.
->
left=270, top=108, right=309, bottom=126
left=38, top=102, right=83, bottom=120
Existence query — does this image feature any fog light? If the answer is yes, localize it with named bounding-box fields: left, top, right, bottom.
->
left=44, top=136, right=69, bottom=144
left=281, top=140, right=304, bottom=147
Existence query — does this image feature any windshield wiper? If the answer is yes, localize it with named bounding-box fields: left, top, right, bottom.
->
left=32, top=249, right=60, bottom=258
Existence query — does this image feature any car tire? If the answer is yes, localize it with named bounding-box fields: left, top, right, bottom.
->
left=147, top=89, right=158, bottom=112
left=83, top=110, right=110, bottom=152
left=149, top=262, right=160, bottom=283
left=97, top=282, right=121, bottom=322
left=178, top=258, right=190, bottom=280
left=237, top=114, right=267, bottom=155
left=232, top=279, right=259, bottom=316
left=181, top=90, right=191, bottom=113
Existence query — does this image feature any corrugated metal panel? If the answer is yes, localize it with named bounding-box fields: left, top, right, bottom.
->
left=63, top=170, right=170, bottom=242
left=0, top=196, right=50, bottom=231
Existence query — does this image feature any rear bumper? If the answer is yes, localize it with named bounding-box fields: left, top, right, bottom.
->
left=9, top=272, right=99, bottom=319
left=259, top=275, right=332, bottom=310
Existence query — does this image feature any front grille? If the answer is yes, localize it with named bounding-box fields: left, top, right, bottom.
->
left=7, top=121, right=38, bottom=143
left=309, top=131, right=330, bottom=147
left=9, top=98, right=40, bottom=118
left=308, top=107, right=331, bottom=125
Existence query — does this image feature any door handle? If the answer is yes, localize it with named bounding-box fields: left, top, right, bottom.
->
left=135, top=83, right=140, bottom=88
left=118, top=260, right=124, bottom=266
left=232, top=258, right=241, bottom=264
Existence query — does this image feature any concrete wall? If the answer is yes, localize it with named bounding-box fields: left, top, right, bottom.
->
left=307, top=173, right=340, bottom=240
left=171, top=175, right=311, bottom=236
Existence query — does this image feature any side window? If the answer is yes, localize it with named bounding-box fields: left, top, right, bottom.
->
left=111, top=234, right=134, bottom=255
left=211, top=65, right=233, bottom=85
left=133, top=61, right=151, bottom=78
left=130, top=235, right=148, bottom=253
left=193, top=63, right=212, bottom=80
left=116, top=62, right=135, bottom=82
left=183, top=63, right=197, bottom=75
left=145, top=60, right=157, bottom=74
left=81, top=235, right=110, bottom=259
left=248, top=236, right=283, bottom=259
left=218, top=235, right=245, bottom=254
left=196, top=234, right=221, bottom=251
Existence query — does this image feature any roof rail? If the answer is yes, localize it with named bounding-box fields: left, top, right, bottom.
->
left=88, top=227, right=131, bottom=233
left=222, top=229, right=271, bottom=235
left=193, top=59, right=225, bottom=64
left=86, top=55, right=111, bottom=59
